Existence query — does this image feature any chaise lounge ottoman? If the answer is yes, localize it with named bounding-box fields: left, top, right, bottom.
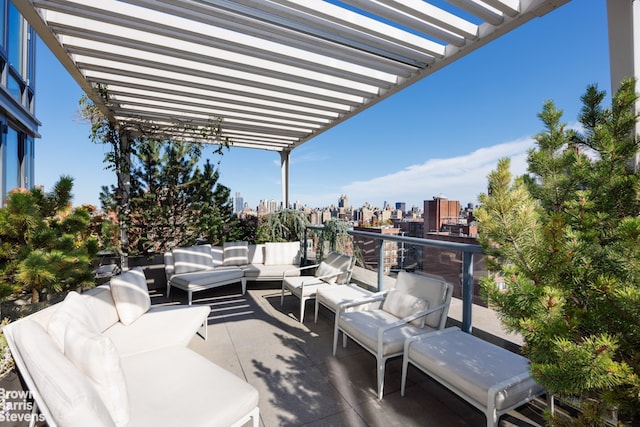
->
left=401, top=327, right=545, bottom=427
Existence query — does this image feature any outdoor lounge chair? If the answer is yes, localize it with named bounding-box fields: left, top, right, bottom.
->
left=333, top=271, right=453, bottom=399
left=281, top=252, right=353, bottom=322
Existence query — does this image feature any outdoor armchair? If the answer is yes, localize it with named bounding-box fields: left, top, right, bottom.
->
left=281, top=252, right=353, bottom=322
left=333, top=271, right=453, bottom=399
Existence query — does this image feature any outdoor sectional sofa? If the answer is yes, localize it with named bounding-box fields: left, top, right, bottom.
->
left=165, top=241, right=302, bottom=305
left=4, top=267, right=260, bottom=427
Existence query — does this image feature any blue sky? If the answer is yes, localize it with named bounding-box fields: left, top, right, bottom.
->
left=35, top=1, right=610, bottom=210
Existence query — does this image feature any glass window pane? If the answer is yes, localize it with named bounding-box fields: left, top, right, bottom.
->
left=7, top=70, right=21, bottom=102
left=8, top=2, right=23, bottom=76
left=5, top=126, right=18, bottom=192
left=0, top=0, right=6, bottom=49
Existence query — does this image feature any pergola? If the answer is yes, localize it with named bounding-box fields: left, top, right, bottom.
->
left=12, top=0, right=636, bottom=206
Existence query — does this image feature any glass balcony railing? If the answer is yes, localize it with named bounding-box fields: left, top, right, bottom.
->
left=303, top=225, right=485, bottom=333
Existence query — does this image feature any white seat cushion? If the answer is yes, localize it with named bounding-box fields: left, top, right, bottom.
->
left=64, top=322, right=129, bottom=426
left=317, top=284, right=374, bottom=313
left=110, top=267, right=151, bottom=326
left=169, top=268, right=243, bottom=288
left=407, top=330, right=543, bottom=411
left=283, top=276, right=332, bottom=297
left=121, top=346, right=259, bottom=427
left=339, top=309, right=425, bottom=356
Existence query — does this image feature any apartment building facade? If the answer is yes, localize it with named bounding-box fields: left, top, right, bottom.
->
left=0, top=0, right=37, bottom=206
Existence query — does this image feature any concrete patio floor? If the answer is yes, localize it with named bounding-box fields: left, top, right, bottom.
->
left=154, top=282, right=547, bottom=427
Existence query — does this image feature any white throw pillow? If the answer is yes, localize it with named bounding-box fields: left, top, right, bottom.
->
left=110, top=267, right=150, bottom=326
left=264, top=241, right=300, bottom=266
left=172, top=245, right=215, bottom=274
left=64, top=322, right=130, bottom=427
left=381, top=289, right=428, bottom=328
left=315, top=261, right=341, bottom=284
left=48, top=291, right=100, bottom=352
left=222, top=241, right=249, bottom=266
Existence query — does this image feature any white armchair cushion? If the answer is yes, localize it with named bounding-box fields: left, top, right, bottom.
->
left=381, top=289, right=428, bottom=328
left=222, top=241, right=249, bottom=266
left=323, top=252, right=353, bottom=283
left=48, top=291, right=100, bottom=352
left=64, top=322, right=130, bottom=427
left=172, top=245, right=215, bottom=274
left=264, top=241, right=300, bottom=265
left=110, top=267, right=150, bottom=326
left=315, top=261, right=341, bottom=284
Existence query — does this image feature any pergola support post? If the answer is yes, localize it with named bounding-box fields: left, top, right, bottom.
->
left=280, top=150, right=290, bottom=210
left=118, top=129, right=130, bottom=271
left=607, top=0, right=640, bottom=169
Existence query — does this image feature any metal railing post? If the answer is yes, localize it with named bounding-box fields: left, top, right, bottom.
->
left=461, top=251, right=474, bottom=333
left=377, top=238, right=384, bottom=292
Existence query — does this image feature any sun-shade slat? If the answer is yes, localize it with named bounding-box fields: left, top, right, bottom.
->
left=14, top=0, right=570, bottom=151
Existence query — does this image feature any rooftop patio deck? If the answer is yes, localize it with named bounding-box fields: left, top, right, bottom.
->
left=157, top=281, right=547, bottom=427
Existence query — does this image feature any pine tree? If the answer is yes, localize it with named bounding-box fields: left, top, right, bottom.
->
left=127, top=140, right=233, bottom=254
left=0, top=177, right=98, bottom=303
left=476, top=79, right=640, bottom=424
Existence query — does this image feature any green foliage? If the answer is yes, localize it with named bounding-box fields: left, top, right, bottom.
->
left=476, top=79, right=640, bottom=424
left=0, top=319, right=14, bottom=375
left=317, top=218, right=352, bottom=262
left=257, top=209, right=309, bottom=243
left=226, top=215, right=259, bottom=244
left=122, top=139, right=233, bottom=254
left=0, top=177, right=98, bottom=303
left=81, top=91, right=233, bottom=255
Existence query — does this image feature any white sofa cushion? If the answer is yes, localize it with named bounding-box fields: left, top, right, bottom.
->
left=64, top=322, right=130, bottom=427
left=248, top=244, right=264, bottom=264
left=211, top=245, right=224, bottom=267
left=382, top=289, right=428, bottom=328
left=264, top=241, right=300, bottom=266
left=121, top=346, right=259, bottom=427
left=222, top=241, right=249, bottom=266
left=48, top=291, right=100, bottom=352
left=13, top=319, right=114, bottom=427
left=82, top=285, right=120, bottom=332
left=172, top=245, right=215, bottom=274
left=110, top=268, right=151, bottom=326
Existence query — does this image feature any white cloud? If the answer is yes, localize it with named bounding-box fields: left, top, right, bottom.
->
left=336, top=137, right=534, bottom=208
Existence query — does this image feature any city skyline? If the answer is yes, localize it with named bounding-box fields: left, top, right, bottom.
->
left=35, top=1, right=608, bottom=210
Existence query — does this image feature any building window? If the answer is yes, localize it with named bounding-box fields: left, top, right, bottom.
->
left=0, top=0, right=5, bottom=49
left=7, top=2, right=23, bottom=76
left=4, top=125, right=18, bottom=193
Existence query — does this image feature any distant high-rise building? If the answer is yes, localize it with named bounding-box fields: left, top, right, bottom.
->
left=234, top=192, right=244, bottom=213
left=395, top=202, right=406, bottom=213
left=338, top=194, right=349, bottom=208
